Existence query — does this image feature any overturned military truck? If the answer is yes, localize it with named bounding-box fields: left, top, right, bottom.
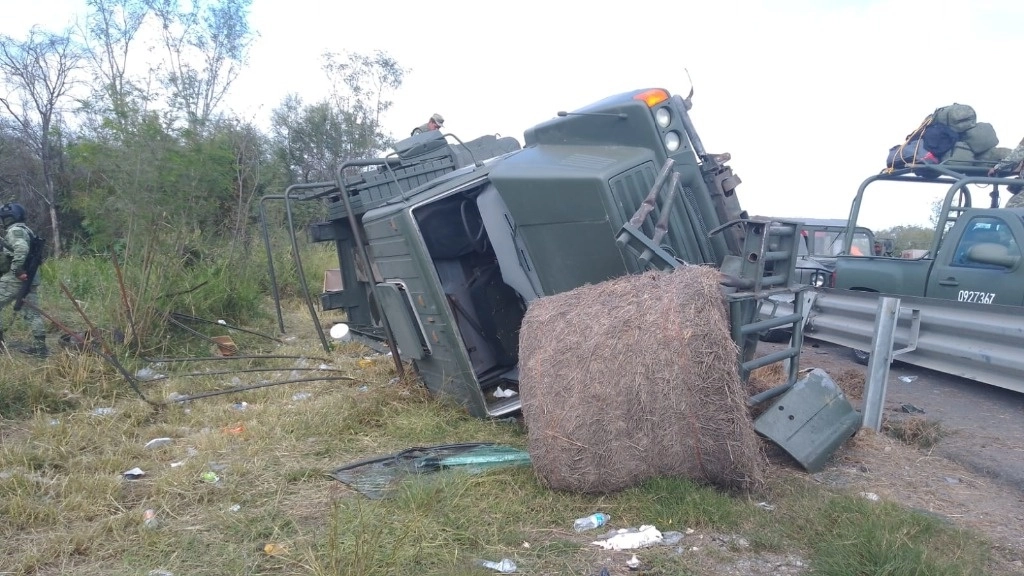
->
left=294, top=87, right=834, bottom=445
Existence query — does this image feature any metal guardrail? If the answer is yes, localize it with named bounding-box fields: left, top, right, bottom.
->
left=762, top=288, right=1024, bottom=395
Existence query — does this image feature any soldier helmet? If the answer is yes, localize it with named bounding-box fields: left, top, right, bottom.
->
left=0, top=202, right=26, bottom=224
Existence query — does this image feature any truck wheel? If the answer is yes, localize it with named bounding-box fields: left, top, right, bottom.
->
left=852, top=349, right=870, bottom=365
left=759, top=328, right=792, bottom=343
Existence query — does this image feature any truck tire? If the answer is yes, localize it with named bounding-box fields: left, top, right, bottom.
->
left=852, top=349, right=870, bottom=365
left=759, top=328, right=792, bottom=343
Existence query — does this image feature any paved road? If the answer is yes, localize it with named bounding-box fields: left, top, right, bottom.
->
left=806, top=338, right=1024, bottom=492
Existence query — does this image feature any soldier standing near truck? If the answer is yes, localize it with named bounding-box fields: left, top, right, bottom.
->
left=987, top=137, right=1024, bottom=207
left=410, top=113, right=444, bottom=136
left=0, top=202, right=47, bottom=357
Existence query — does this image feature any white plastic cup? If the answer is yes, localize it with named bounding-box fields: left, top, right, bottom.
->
left=330, top=323, right=351, bottom=342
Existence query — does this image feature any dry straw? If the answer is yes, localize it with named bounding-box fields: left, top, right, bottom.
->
left=519, top=266, right=767, bottom=494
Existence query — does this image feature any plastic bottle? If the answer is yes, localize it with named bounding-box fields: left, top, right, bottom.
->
left=573, top=512, right=609, bottom=532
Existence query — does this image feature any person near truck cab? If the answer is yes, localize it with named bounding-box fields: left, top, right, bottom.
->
left=988, top=137, right=1024, bottom=177
left=0, top=202, right=47, bottom=357
left=411, top=113, right=445, bottom=137
left=987, top=137, right=1024, bottom=207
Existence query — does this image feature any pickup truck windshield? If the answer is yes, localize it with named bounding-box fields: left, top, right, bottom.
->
left=810, top=230, right=873, bottom=257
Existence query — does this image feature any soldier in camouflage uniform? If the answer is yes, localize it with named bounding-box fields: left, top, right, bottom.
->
left=0, top=202, right=47, bottom=356
left=988, top=137, right=1024, bottom=208
left=410, top=113, right=444, bottom=137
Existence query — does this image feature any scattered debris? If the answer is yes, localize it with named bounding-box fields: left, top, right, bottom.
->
left=92, top=407, right=116, bottom=416
left=142, top=509, right=159, bottom=529
left=329, top=443, right=531, bottom=499
left=263, top=543, right=286, bottom=556
left=858, top=492, right=880, bottom=502
left=292, top=392, right=311, bottom=401
left=200, top=471, right=219, bottom=484
left=901, top=403, right=926, bottom=414
left=592, top=525, right=663, bottom=550
left=757, top=502, right=776, bottom=511
left=144, top=438, right=173, bottom=449
left=135, top=367, right=166, bottom=381
left=123, top=467, right=145, bottom=480
left=898, top=375, right=918, bottom=383
left=479, top=558, right=517, bottom=573
left=492, top=386, right=518, bottom=399
left=626, top=554, right=641, bottom=570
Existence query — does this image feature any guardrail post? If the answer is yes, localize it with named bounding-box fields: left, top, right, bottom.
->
left=861, top=296, right=901, bottom=432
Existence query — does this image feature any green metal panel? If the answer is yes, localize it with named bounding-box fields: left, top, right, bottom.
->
left=832, top=255, right=933, bottom=295
left=516, top=221, right=628, bottom=295
left=753, top=368, right=861, bottom=473
left=375, top=282, right=428, bottom=360
left=489, top=144, right=655, bottom=296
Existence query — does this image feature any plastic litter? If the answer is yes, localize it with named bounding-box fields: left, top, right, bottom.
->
left=145, top=438, right=173, bottom=449
left=92, top=407, right=116, bottom=416
left=123, top=467, right=145, bottom=480
left=143, top=509, right=159, bottom=529
left=626, top=554, right=640, bottom=569
left=200, top=471, right=219, bottom=483
left=573, top=512, right=609, bottom=532
left=493, top=386, right=518, bottom=399
left=292, top=392, right=311, bottom=401
left=592, top=525, right=664, bottom=550
left=898, top=375, right=918, bottom=383
left=480, top=558, right=517, bottom=573
left=135, top=367, right=165, bottom=381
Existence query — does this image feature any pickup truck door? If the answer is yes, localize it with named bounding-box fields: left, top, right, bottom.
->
left=926, top=213, right=1024, bottom=306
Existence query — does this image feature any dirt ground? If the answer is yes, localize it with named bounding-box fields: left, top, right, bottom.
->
left=754, top=338, right=1024, bottom=575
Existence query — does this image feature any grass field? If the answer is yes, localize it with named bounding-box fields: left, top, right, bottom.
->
left=0, top=300, right=997, bottom=576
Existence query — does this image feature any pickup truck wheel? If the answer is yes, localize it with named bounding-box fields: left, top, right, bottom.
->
left=852, top=349, right=871, bottom=365
left=759, top=328, right=792, bottom=343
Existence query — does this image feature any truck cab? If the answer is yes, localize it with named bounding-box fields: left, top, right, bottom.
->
left=833, top=164, right=1024, bottom=307
left=301, top=88, right=805, bottom=419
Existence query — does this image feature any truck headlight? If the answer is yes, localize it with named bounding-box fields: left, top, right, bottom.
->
left=655, top=107, right=671, bottom=128
left=664, top=131, right=681, bottom=152
left=811, top=271, right=827, bottom=288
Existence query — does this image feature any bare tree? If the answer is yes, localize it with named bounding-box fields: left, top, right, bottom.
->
left=81, top=0, right=151, bottom=126
left=147, top=0, right=255, bottom=130
left=0, top=27, right=85, bottom=257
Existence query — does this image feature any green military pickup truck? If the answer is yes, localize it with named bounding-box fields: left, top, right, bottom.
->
left=833, top=207, right=1023, bottom=304
left=831, top=164, right=1024, bottom=363
left=833, top=167, right=1023, bottom=304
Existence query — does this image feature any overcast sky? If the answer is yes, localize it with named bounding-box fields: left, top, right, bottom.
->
left=4, top=0, right=1023, bottom=231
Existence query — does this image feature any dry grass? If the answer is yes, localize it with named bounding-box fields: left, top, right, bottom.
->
left=0, top=297, right=1008, bottom=575
left=883, top=415, right=946, bottom=449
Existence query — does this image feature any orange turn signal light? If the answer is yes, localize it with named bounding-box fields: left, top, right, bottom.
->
left=634, top=89, right=670, bottom=107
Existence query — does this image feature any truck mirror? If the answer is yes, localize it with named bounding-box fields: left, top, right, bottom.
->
left=966, top=243, right=1019, bottom=268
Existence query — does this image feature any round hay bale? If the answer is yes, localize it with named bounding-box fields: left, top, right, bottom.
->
left=519, top=266, right=768, bottom=494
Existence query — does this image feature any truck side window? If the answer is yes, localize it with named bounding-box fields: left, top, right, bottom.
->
left=951, top=216, right=1020, bottom=269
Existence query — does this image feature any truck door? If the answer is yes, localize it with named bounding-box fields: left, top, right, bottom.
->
left=926, top=214, right=1024, bottom=306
